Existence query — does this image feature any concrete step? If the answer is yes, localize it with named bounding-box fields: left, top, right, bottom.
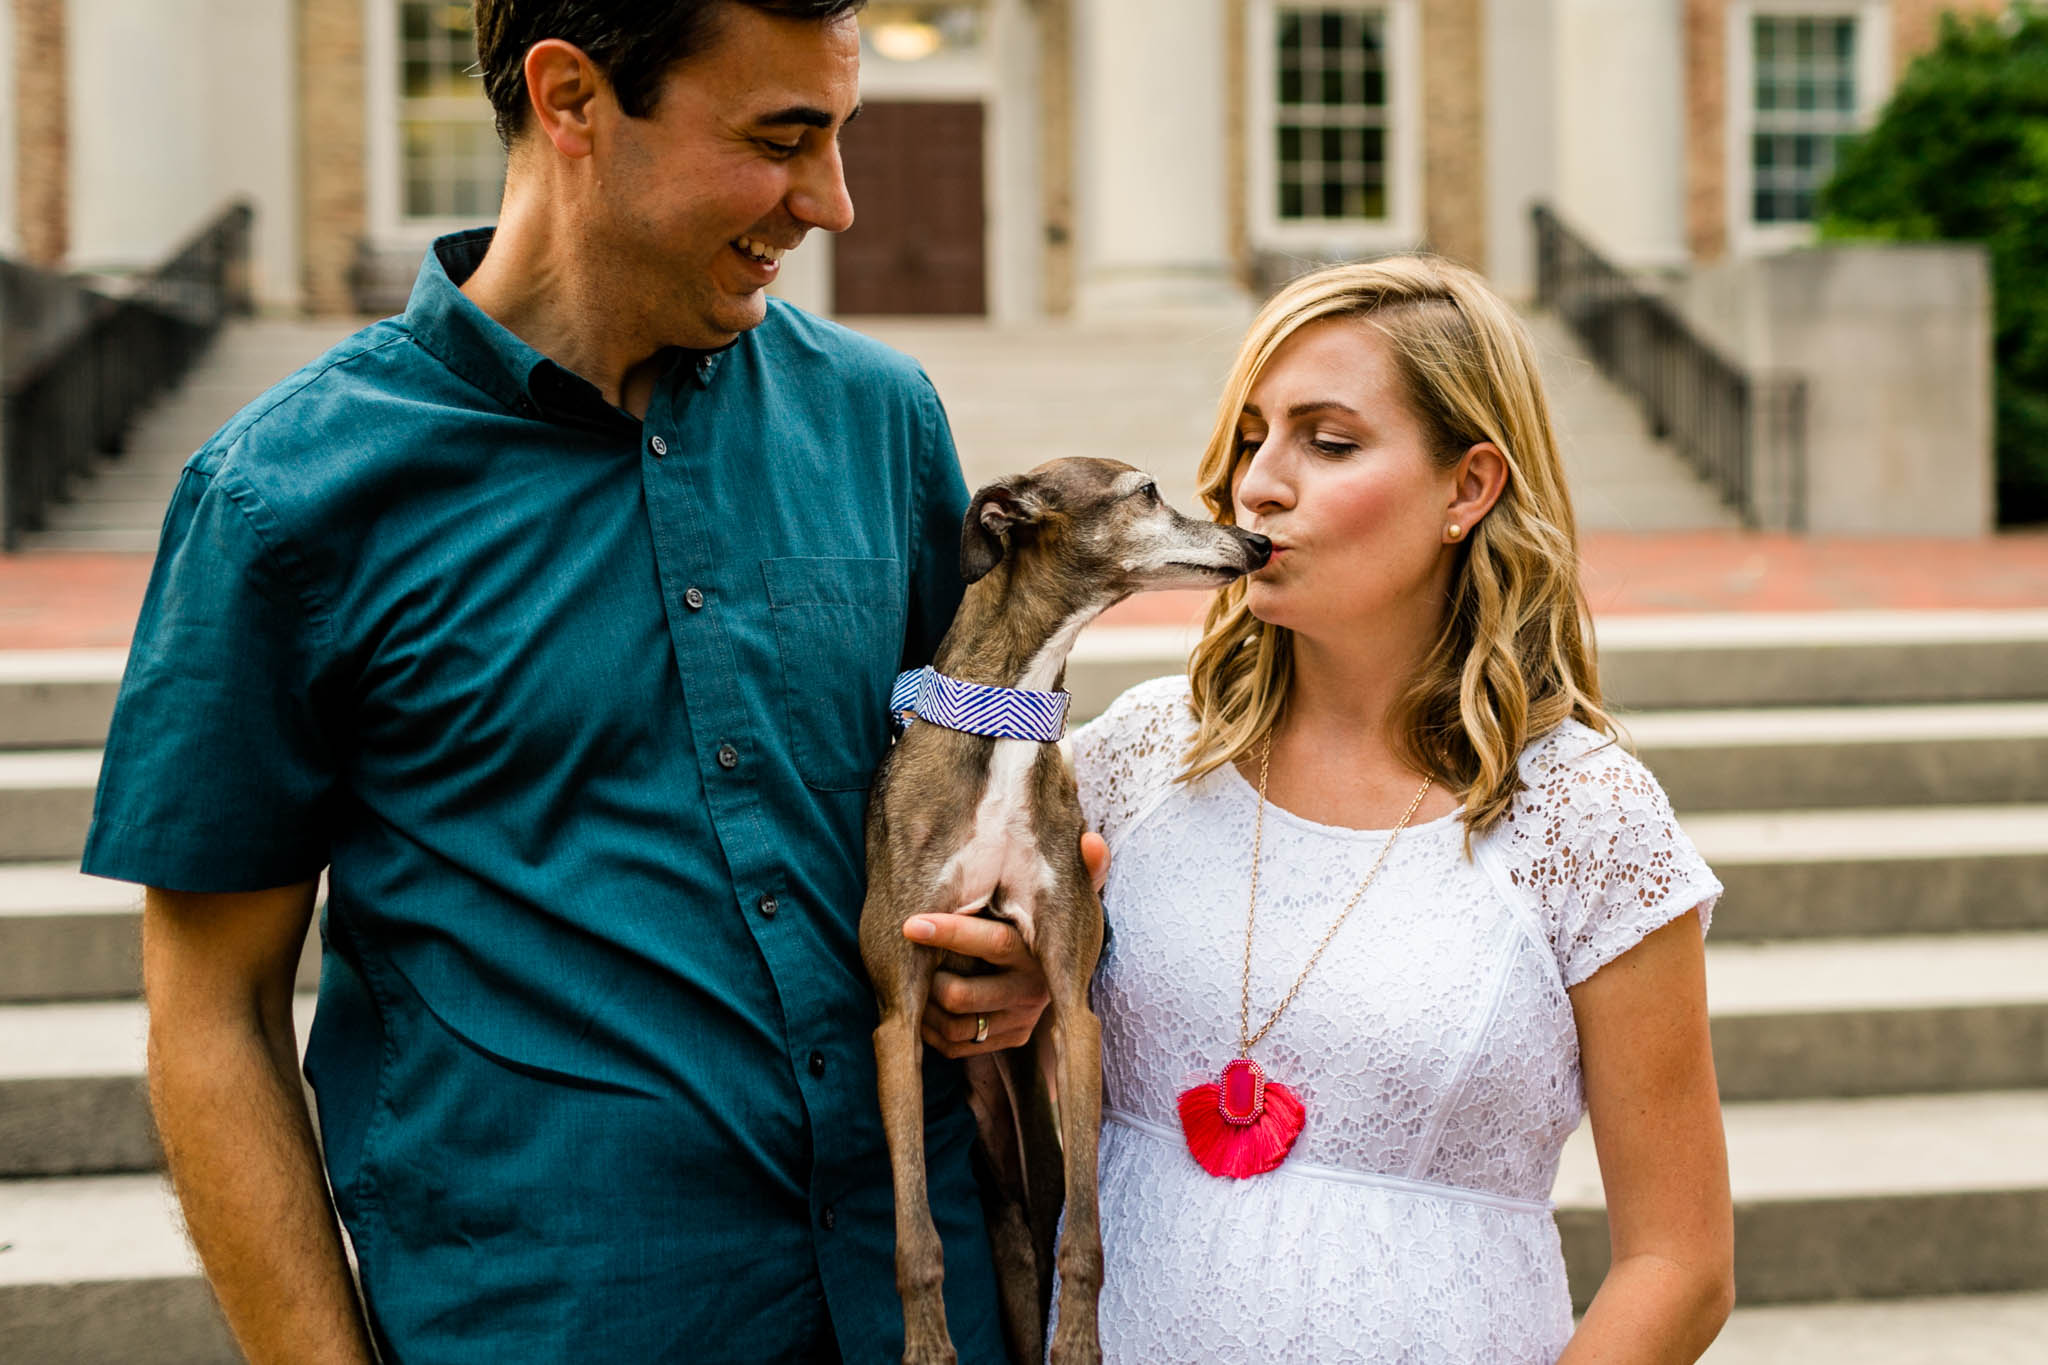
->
left=0, top=865, right=140, bottom=1003
left=0, top=1174, right=237, bottom=1364
left=0, top=864, right=321, bottom=1004
left=1705, top=1291, right=2048, bottom=1363
left=1556, top=1089, right=2048, bottom=1309
left=5, top=925, right=2038, bottom=1177
left=19, top=528, right=162, bottom=552
left=4, top=1098, right=2043, bottom=1358
left=1630, top=702, right=2048, bottom=811
left=1597, top=609, right=2048, bottom=709
left=1707, top=932, right=2048, bottom=1100
left=1065, top=611, right=2048, bottom=718
left=40, top=499, right=184, bottom=533
left=0, top=652, right=124, bottom=750
left=0, top=751, right=98, bottom=862
left=1689, top=804, right=2048, bottom=939
left=0, top=996, right=315, bottom=1177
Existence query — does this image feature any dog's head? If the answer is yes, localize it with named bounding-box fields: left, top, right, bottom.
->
left=960, top=458, right=1271, bottom=596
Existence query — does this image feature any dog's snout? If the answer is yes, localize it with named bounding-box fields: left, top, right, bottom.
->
left=1240, top=531, right=1274, bottom=569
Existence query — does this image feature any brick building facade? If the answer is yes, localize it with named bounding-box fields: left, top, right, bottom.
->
left=0, top=0, right=2012, bottom=316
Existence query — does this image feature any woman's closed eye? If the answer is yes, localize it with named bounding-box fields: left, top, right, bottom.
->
left=1307, top=431, right=1359, bottom=456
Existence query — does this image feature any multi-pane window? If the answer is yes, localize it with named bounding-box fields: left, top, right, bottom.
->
left=398, top=1, right=504, bottom=220
left=1750, top=14, right=1859, bottom=224
left=1274, top=7, right=1390, bottom=222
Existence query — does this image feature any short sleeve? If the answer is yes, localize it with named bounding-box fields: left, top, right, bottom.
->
left=1067, top=675, right=1195, bottom=849
left=1487, top=723, right=1722, bottom=989
left=899, top=375, right=970, bottom=670
left=81, top=466, right=339, bottom=892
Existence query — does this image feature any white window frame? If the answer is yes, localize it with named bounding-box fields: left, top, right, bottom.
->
left=1247, top=0, right=1422, bottom=255
left=1727, top=0, right=1891, bottom=256
left=366, top=0, right=504, bottom=250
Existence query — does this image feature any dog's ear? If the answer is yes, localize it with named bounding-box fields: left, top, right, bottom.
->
left=960, top=479, right=1045, bottom=584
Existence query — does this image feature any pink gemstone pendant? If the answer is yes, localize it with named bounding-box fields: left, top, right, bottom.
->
left=1177, top=1059, right=1309, bottom=1178
left=1218, top=1057, right=1267, bottom=1126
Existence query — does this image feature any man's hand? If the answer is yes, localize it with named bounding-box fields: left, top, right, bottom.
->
left=905, top=833, right=1108, bottom=1058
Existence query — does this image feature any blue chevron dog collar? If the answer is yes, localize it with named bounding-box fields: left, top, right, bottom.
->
left=890, top=666, right=1071, bottom=742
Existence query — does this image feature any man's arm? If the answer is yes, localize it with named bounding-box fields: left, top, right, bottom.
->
left=143, top=882, right=376, bottom=1365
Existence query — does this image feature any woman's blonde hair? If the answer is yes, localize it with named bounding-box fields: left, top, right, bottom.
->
left=1182, top=254, right=1613, bottom=838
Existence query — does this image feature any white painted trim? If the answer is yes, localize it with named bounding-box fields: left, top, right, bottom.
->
left=1247, top=0, right=1423, bottom=255
left=365, top=0, right=503, bottom=251
left=1725, top=0, right=1892, bottom=257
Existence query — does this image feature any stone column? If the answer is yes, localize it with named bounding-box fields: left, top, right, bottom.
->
left=1072, top=0, right=1238, bottom=316
left=14, top=0, right=66, bottom=268
left=300, top=0, right=367, bottom=315
left=1553, top=0, right=1685, bottom=266
left=1038, top=0, right=1075, bottom=316
left=1422, top=0, right=1485, bottom=270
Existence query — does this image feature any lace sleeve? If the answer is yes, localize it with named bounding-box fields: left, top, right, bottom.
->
left=1490, top=721, right=1722, bottom=988
left=1068, top=674, right=1196, bottom=850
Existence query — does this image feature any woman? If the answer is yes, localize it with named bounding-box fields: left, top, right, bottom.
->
left=1057, top=257, right=1732, bottom=1361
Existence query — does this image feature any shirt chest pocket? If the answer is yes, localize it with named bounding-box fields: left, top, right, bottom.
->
left=761, top=556, right=908, bottom=791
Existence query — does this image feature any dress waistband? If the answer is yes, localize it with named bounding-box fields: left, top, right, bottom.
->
left=1102, top=1108, right=1557, bottom=1215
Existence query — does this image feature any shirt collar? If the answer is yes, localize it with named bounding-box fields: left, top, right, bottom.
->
left=400, top=228, right=730, bottom=426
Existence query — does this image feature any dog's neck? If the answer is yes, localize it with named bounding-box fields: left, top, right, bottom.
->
left=932, top=561, right=1117, bottom=695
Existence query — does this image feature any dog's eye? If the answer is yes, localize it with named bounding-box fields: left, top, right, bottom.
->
left=1142, top=482, right=1161, bottom=504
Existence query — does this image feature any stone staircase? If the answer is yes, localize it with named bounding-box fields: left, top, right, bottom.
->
left=3, top=613, right=2047, bottom=1360
left=24, top=307, right=1736, bottom=552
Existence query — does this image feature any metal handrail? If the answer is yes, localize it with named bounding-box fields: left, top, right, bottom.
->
left=1, top=201, right=254, bottom=549
left=1532, top=204, right=1806, bottom=530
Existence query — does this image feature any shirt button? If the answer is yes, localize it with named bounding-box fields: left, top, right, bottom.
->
left=650, top=434, right=668, bottom=457
left=757, top=893, right=779, bottom=918
left=716, top=743, right=739, bottom=769
left=819, top=1205, right=837, bottom=1231
left=808, top=1050, right=826, bottom=1078
left=684, top=586, right=705, bottom=610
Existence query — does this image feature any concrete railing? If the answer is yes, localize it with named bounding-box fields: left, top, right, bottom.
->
left=1670, top=243, right=1995, bottom=538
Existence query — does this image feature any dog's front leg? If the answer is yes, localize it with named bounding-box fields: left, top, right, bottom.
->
left=868, top=934, right=957, bottom=1365
left=1040, top=897, right=1106, bottom=1365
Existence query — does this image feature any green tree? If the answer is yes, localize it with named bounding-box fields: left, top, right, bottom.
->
left=1820, top=5, right=2048, bottom=522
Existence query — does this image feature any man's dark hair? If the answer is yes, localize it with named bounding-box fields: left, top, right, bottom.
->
left=473, top=0, right=868, bottom=147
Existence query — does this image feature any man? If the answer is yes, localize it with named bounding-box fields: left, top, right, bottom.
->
left=84, top=3, right=1074, bottom=1359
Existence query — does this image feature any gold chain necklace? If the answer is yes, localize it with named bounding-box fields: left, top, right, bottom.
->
left=1179, top=734, right=1434, bottom=1179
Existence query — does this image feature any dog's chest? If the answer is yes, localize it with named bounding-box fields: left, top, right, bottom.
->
left=934, top=739, right=1059, bottom=948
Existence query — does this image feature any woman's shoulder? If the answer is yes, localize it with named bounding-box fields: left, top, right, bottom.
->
left=1510, top=717, right=1664, bottom=812
left=1071, top=673, right=1194, bottom=756
left=1486, top=717, right=1687, bottom=872
left=1067, top=674, right=1196, bottom=842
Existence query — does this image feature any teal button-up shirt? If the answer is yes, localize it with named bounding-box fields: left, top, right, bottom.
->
left=83, top=230, right=999, bottom=1363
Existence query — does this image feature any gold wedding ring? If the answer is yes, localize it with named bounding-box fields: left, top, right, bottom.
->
left=973, top=1015, right=990, bottom=1045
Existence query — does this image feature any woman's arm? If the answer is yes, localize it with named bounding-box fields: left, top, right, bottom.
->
left=1559, top=908, right=1734, bottom=1364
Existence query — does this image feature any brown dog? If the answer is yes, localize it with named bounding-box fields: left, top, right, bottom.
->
left=859, top=457, right=1270, bottom=1364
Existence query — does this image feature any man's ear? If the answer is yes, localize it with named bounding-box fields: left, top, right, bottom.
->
left=523, top=38, right=602, bottom=160
left=960, top=479, right=1044, bottom=584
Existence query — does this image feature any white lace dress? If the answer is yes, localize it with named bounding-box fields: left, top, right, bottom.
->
left=1056, top=676, right=1722, bottom=1364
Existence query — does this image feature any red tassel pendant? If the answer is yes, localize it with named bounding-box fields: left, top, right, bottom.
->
left=1177, top=1058, right=1306, bottom=1179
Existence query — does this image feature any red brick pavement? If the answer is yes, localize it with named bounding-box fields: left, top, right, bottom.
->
left=3, top=531, right=2046, bottom=650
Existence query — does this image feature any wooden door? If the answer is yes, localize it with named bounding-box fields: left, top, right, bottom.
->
left=833, top=100, right=987, bottom=316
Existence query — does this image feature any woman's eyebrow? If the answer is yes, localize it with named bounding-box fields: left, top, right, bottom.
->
left=1287, top=400, right=1361, bottom=420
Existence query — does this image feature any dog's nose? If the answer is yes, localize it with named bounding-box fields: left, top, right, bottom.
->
left=1242, top=532, right=1273, bottom=568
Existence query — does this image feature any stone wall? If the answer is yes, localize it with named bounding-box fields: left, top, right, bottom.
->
left=1673, top=244, right=1994, bottom=535
left=299, top=0, right=366, bottom=315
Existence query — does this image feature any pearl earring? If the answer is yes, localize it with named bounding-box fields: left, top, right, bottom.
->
left=1447, top=523, right=1463, bottom=541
